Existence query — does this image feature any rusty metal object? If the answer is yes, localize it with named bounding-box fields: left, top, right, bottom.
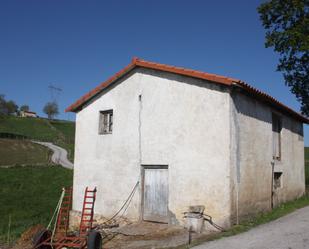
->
left=33, top=187, right=101, bottom=249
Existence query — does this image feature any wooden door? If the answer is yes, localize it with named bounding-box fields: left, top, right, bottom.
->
left=143, top=166, right=168, bottom=223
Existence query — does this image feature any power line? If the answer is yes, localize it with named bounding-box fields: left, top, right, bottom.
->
left=48, top=84, right=62, bottom=102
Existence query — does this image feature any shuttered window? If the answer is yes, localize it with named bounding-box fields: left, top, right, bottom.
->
left=274, top=172, right=282, bottom=189
left=99, top=110, right=113, bottom=134
left=272, top=113, right=282, bottom=160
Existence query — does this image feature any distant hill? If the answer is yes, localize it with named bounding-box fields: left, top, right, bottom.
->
left=0, top=138, right=51, bottom=166
left=0, top=116, right=75, bottom=161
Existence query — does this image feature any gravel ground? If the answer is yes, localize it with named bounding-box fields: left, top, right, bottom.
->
left=194, top=206, right=309, bottom=249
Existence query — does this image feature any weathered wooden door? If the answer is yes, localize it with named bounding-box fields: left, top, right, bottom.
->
left=143, top=166, right=168, bottom=223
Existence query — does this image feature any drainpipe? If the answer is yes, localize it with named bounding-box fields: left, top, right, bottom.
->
left=138, top=94, right=142, bottom=166
left=231, top=84, right=241, bottom=225
left=271, top=160, right=274, bottom=209
left=138, top=93, right=143, bottom=221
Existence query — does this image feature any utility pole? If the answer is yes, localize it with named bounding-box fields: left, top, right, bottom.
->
left=48, top=84, right=62, bottom=103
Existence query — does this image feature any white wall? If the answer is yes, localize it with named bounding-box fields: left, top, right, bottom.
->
left=73, top=69, right=305, bottom=227
left=230, top=91, right=305, bottom=222
left=73, top=71, right=142, bottom=220
left=73, top=68, right=232, bottom=226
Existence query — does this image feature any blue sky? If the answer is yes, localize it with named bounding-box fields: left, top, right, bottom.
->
left=0, top=0, right=308, bottom=145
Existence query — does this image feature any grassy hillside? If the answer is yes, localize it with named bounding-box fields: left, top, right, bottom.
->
left=0, top=117, right=75, bottom=245
left=0, top=116, right=75, bottom=161
left=0, top=139, right=51, bottom=166
left=305, top=147, right=309, bottom=185
left=0, top=166, right=73, bottom=243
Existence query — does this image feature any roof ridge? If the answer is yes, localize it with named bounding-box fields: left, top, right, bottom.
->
left=65, top=57, right=309, bottom=124
left=134, top=57, right=240, bottom=82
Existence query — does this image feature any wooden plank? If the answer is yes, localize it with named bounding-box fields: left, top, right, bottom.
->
left=143, top=167, right=168, bottom=223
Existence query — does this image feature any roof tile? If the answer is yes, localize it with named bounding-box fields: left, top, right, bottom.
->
left=65, top=57, right=309, bottom=124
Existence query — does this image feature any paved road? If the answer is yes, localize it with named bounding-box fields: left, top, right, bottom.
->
left=32, top=141, right=73, bottom=169
left=194, top=206, right=309, bottom=249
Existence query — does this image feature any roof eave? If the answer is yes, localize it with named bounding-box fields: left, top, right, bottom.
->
left=65, top=57, right=235, bottom=112
left=65, top=57, right=309, bottom=124
left=65, top=59, right=138, bottom=113
left=232, top=82, right=309, bottom=124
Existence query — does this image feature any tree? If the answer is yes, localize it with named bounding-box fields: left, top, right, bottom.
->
left=5, top=100, right=18, bottom=115
left=0, top=95, right=18, bottom=115
left=43, top=102, right=59, bottom=119
left=20, top=105, right=30, bottom=112
left=258, top=0, right=309, bottom=116
left=0, top=95, right=6, bottom=116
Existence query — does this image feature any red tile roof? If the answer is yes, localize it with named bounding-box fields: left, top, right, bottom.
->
left=23, top=110, right=36, bottom=114
left=65, top=57, right=309, bottom=124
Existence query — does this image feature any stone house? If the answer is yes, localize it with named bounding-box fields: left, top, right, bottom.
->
left=66, top=58, right=308, bottom=228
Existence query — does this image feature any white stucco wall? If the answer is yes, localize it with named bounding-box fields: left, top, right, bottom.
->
left=73, top=68, right=232, bottom=226
left=230, top=91, right=305, bottom=222
left=73, top=68, right=305, bottom=228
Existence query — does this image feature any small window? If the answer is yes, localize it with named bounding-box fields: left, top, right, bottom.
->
left=99, top=110, right=113, bottom=134
left=273, top=172, right=282, bottom=189
left=272, top=113, right=282, bottom=160
left=297, top=123, right=304, bottom=141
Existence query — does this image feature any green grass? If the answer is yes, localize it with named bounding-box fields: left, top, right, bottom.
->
left=223, top=193, right=309, bottom=235
left=305, top=147, right=309, bottom=185
left=0, top=139, right=52, bottom=166
left=48, top=119, right=75, bottom=161
left=181, top=191, right=309, bottom=248
left=0, top=116, right=75, bottom=161
left=49, top=120, right=75, bottom=144
left=0, top=116, right=58, bottom=141
left=0, top=166, right=73, bottom=243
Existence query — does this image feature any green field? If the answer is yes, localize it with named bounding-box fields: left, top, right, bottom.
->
left=0, top=139, right=51, bottom=166
left=0, top=116, right=75, bottom=161
left=305, top=147, right=309, bottom=185
left=0, top=166, right=73, bottom=243
left=0, top=116, right=75, bottom=244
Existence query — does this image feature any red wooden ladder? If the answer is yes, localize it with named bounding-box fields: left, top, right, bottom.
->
left=55, top=187, right=73, bottom=236
left=79, top=187, right=97, bottom=236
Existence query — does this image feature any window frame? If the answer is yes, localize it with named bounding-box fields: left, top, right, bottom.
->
left=273, top=172, right=282, bottom=189
left=272, top=113, right=282, bottom=161
left=98, top=110, right=113, bottom=135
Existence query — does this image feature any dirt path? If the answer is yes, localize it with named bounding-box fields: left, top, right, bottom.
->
left=32, top=141, right=73, bottom=169
left=194, top=206, right=309, bottom=249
